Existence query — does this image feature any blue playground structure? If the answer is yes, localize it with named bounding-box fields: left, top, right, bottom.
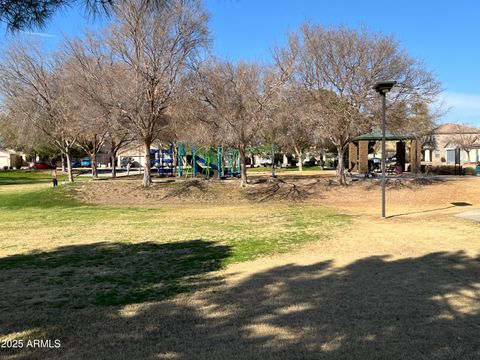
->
left=149, top=146, right=174, bottom=176
left=152, top=143, right=240, bottom=179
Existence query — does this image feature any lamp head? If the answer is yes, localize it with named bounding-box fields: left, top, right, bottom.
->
left=373, top=81, right=397, bottom=94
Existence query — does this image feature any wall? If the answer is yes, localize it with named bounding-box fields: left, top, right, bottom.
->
left=431, top=133, right=480, bottom=165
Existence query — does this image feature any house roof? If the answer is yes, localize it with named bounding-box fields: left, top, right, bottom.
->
left=433, top=123, right=479, bottom=134
left=353, top=129, right=418, bottom=141
left=0, top=148, right=17, bottom=156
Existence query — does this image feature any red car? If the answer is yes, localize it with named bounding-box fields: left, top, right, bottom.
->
left=30, top=163, right=56, bottom=170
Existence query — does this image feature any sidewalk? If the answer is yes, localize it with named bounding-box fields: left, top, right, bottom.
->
left=456, top=209, right=480, bottom=223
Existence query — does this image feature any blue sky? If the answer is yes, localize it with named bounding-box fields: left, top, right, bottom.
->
left=3, top=0, right=480, bottom=125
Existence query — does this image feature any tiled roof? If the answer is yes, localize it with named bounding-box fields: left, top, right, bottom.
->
left=433, top=123, right=479, bottom=134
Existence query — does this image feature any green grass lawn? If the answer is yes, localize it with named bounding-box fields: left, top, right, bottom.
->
left=0, top=169, right=110, bottom=186
left=0, top=180, right=349, bottom=308
left=0, top=170, right=67, bottom=185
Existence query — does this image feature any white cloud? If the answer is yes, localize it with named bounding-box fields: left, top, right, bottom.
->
left=21, top=31, right=56, bottom=38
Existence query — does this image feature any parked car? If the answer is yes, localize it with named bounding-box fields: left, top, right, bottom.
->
left=259, top=158, right=272, bottom=167
left=121, top=157, right=140, bottom=168
left=80, top=157, right=92, bottom=167
left=30, top=162, right=56, bottom=170
left=71, top=160, right=81, bottom=168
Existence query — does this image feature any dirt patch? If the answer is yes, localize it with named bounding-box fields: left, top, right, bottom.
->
left=75, top=179, right=244, bottom=206
left=317, top=177, right=480, bottom=216
left=75, top=176, right=480, bottom=213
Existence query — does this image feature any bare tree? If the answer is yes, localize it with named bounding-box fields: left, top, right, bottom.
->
left=0, top=106, right=45, bottom=155
left=279, top=24, right=441, bottom=183
left=196, top=60, right=284, bottom=186
left=74, top=113, right=108, bottom=179
left=107, top=126, right=135, bottom=178
left=0, top=41, right=79, bottom=181
left=56, top=63, right=104, bottom=178
left=105, top=0, right=209, bottom=186
left=448, top=124, right=480, bottom=163
left=274, top=87, right=315, bottom=171
left=64, top=32, right=137, bottom=179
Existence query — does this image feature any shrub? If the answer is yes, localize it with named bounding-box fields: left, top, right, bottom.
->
left=428, top=165, right=462, bottom=175
left=463, top=167, right=476, bottom=176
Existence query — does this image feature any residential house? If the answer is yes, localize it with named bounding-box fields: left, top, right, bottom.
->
left=0, top=149, right=25, bottom=169
left=425, top=123, right=480, bottom=165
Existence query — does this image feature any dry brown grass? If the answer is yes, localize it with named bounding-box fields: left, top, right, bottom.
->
left=76, top=176, right=480, bottom=213
left=1, top=176, right=480, bottom=359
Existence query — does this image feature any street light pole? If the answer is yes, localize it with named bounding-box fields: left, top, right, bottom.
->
left=381, top=92, right=386, bottom=218
left=374, top=81, right=397, bottom=219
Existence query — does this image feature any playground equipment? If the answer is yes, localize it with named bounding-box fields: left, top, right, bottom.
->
left=183, top=144, right=241, bottom=179
left=155, top=143, right=241, bottom=179
left=149, top=146, right=174, bottom=176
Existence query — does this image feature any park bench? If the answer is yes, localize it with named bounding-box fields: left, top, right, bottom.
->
left=386, top=163, right=396, bottom=174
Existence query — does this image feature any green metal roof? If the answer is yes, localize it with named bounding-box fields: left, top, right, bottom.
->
left=353, top=129, right=418, bottom=141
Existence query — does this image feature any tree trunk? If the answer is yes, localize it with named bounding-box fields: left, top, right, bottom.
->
left=172, top=143, right=178, bottom=177
left=65, top=151, right=74, bottom=183
left=90, top=154, right=98, bottom=179
left=61, top=156, right=66, bottom=172
left=336, top=145, right=346, bottom=185
left=110, top=140, right=117, bottom=179
left=143, top=140, right=152, bottom=187
left=111, top=153, right=117, bottom=178
left=466, top=150, right=471, bottom=163
left=294, top=146, right=303, bottom=172
left=239, top=146, right=248, bottom=186
left=91, top=136, right=99, bottom=179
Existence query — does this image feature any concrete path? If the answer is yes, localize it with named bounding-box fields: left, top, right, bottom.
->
left=456, top=208, right=480, bottom=222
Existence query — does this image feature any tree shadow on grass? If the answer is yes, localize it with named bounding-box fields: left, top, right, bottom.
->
left=2, top=250, right=480, bottom=359
left=0, top=240, right=231, bottom=359
left=139, top=251, right=479, bottom=360
left=0, top=240, right=230, bottom=309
